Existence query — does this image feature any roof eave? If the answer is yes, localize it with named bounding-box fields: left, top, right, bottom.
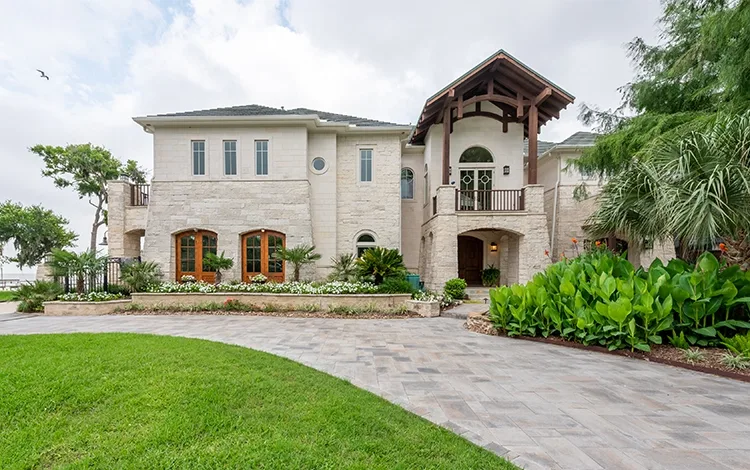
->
left=132, top=115, right=411, bottom=133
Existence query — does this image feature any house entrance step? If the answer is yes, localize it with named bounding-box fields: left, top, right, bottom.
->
left=441, top=303, right=489, bottom=320
left=465, top=287, right=493, bottom=301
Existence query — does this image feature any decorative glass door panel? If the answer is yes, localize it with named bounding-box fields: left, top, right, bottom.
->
left=243, top=231, right=286, bottom=282
left=459, top=169, right=493, bottom=210
left=175, top=230, right=217, bottom=283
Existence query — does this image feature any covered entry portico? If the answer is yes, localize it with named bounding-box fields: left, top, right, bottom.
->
left=458, top=229, right=520, bottom=286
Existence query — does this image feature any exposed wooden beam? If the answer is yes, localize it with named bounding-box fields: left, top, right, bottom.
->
left=457, top=94, right=463, bottom=119
left=435, top=88, right=455, bottom=125
left=534, top=87, right=552, bottom=106
left=516, top=93, right=524, bottom=118
left=452, top=93, right=526, bottom=112
left=442, top=108, right=451, bottom=185
left=527, top=105, right=539, bottom=185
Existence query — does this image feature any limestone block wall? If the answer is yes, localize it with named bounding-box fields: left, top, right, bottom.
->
left=401, top=151, right=424, bottom=272
left=141, top=180, right=314, bottom=282
left=551, top=184, right=600, bottom=260
left=307, top=132, right=338, bottom=278
left=336, top=134, right=402, bottom=255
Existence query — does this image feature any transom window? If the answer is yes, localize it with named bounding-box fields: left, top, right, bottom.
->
left=242, top=230, right=286, bottom=282
left=459, top=146, right=494, bottom=163
left=356, top=232, right=377, bottom=257
left=192, top=141, right=206, bottom=175
left=224, top=140, right=237, bottom=175
left=359, top=149, right=373, bottom=182
left=401, top=168, right=414, bottom=199
left=175, top=230, right=217, bottom=282
left=255, top=140, right=269, bottom=176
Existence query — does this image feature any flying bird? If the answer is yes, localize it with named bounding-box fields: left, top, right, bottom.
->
left=36, top=69, right=49, bottom=80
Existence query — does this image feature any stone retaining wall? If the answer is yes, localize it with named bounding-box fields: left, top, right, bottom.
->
left=130, top=292, right=411, bottom=310
left=43, top=300, right=132, bottom=316
left=405, top=300, right=440, bottom=318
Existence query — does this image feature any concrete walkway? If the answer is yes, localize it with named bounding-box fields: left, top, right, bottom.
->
left=2, top=315, right=749, bottom=470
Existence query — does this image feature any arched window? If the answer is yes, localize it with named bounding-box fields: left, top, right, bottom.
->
left=356, top=233, right=377, bottom=257
left=459, top=147, right=494, bottom=163
left=401, top=168, right=414, bottom=199
left=242, top=230, right=286, bottom=282
left=175, top=230, right=218, bottom=282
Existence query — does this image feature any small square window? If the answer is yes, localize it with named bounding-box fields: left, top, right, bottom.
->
left=224, top=140, right=237, bottom=175
left=359, top=149, right=372, bottom=182
left=192, top=140, right=205, bottom=175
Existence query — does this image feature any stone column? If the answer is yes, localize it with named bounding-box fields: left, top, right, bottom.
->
left=427, top=186, right=459, bottom=291
left=106, top=180, right=130, bottom=258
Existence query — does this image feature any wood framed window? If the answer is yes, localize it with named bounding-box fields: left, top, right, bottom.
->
left=255, top=140, right=269, bottom=175
left=224, top=140, right=237, bottom=175
left=192, top=140, right=206, bottom=175
left=242, top=230, right=285, bottom=282
left=175, top=230, right=218, bottom=282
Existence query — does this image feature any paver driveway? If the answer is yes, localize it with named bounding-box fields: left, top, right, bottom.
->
left=2, top=315, right=749, bottom=469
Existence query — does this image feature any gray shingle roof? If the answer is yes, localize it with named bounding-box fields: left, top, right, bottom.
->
left=523, top=139, right=557, bottom=157
left=558, top=131, right=598, bottom=147
left=148, top=104, right=407, bottom=127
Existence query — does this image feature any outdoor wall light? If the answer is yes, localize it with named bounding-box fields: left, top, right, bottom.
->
left=503, top=165, right=510, bottom=175
left=490, top=242, right=498, bottom=252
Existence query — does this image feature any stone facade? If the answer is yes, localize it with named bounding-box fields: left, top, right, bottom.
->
left=130, top=292, right=410, bottom=310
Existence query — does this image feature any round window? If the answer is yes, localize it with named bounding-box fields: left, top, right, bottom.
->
left=311, top=157, right=326, bottom=172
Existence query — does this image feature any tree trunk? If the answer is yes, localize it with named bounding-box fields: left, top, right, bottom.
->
left=215, top=270, right=222, bottom=285
left=89, top=196, right=104, bottom=252
left=294, top=265, right=300, bottom=282
left=76, top=274, right=84, bottom=294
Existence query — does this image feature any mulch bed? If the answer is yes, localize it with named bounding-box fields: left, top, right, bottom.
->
left=113, top=310, right=421, bottom=320
left=466, top=313, right=750, bottom=382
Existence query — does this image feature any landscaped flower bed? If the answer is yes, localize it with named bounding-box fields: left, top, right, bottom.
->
left=146, top=281, right=382, bottom=295
left=58, top=292, right=124, bottom=302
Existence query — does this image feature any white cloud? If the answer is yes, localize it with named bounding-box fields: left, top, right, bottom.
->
left=0, top=0, right=661, bottom=274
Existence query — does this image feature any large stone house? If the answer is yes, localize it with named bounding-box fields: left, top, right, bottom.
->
left=107, top=49, right=672, bottom=290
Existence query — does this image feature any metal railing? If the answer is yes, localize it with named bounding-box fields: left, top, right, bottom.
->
left=455, top=189, right=525, bottom=212
left=130, top=184, right=150, bottom=206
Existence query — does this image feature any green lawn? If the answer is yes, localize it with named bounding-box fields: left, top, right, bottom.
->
left=0, top=291, right=14, bottom=302
left=0, top=334, right=515, bottom=469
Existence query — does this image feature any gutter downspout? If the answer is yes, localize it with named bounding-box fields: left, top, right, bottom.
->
left=550, top=152, right=562, bottom=260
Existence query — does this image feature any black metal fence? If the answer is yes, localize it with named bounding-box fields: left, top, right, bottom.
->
left=56, top=258, right=135, bottom=294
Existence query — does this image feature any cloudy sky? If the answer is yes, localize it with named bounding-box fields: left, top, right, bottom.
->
left=0, top=0, right=663, bottom=275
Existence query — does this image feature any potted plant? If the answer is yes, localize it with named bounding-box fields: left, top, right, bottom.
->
left=250, top=273, right=268, bottom=284
left=481, top=264, right=501, bottom=287
left=180, top=274, right=196, bottom=283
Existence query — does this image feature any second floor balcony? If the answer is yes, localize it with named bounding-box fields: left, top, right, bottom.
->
left=455, top=189, right=524, bottom=212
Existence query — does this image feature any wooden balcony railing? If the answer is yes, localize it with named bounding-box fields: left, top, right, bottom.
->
left=130, top=184, right=150, bottom=206
left=455, top=189, right=524, bottom=212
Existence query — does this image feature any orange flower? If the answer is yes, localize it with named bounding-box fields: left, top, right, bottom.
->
left=719, top=242, right=727, bottom=252
left=595, top=240, right=602, bottom=247
left=572, top=237, right=578, bottom=244
left=560, top=252, right=566, bottom=259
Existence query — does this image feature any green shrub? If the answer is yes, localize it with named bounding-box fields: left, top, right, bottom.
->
left=120, top=261, right=162, bottom=293
left=377, top=277, right=415, bottom=294
left=356, top=247, right=406, bottom=284
left=444, top=278, right=467, bottom=300
left=327, top=253, right=360, bottom=282
left=203, top=251, right=234, bottom=284
left=721, top=352, right=750, bottom=370
left=721, top=331, right=750, bottom=357
left=106, top=283, right=131, bottom=297
left=14, top=281, right=63, bottom=313
left=489, top=250, right=750, bottom=352
left=481, top=265, right=501, bottom=287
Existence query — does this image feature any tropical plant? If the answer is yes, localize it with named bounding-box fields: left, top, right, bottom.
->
left=13, top=281, right=63, bottom=313
left=444, top=278, right=467, bottom=301
left=721, top=331, right=750, bottom=357
left=327, top=253, right=359, bottom=282
left=377, top=277, right=415, bottom=294
left=0, top=201, right=77, bottom=269
left=106, top=283, right=131, bottom=297
left=488, top=250, right=750, bottom=351
left=120, top=261, right=162, bottom=293
left=588, top=113, right=750, bottom=257
left=202, top=251, right=234, bottom=284
left=355, top=247, right=406, bottom=284
left=30, top=144, right=147, bottom=251
left=273, top=244, right=321, bottom=282
left=481, top=265, right=501, bottom=287
left=48, top=249, right=107, bottom=294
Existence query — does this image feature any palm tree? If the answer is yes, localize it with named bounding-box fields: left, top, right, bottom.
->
left=589, top=112, right=750, bottom=260
left=49, top=249, right=107, bottom=294
left=327, top=253, right=359, bottom=282
left=355, top=247, right=406, bottom=284
left=273, top=244, right=321, bottom=282
left=120, top=261, right=162, bottom=292
left=202, top=251, right=234, bottom=284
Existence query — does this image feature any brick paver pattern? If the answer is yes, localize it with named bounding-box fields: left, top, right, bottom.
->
left=2, top=315, right=749, bottom=469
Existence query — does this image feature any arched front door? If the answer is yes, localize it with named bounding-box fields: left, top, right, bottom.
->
left=242, top=230, right=285, bottom=282
left=175, top=230, right=218, bottom=283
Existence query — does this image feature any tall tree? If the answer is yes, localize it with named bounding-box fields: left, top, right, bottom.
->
left=30, top=143, right=147, bottom=251
left=0, top=201, right=77, bottom=269
left=576, top=0, right=750, bottom=176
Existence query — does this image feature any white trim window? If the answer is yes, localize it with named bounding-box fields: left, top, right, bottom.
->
left=223, top=140, right=237, bottom=175
left=401, top=168, right=414, bottom=199
left=192, top=140, right=205, bottom=176
left=255, top=140, right=269, bottom=176
left=359, top=148, right=373, bottom=182
left=356, top=233, right=377, bottom=257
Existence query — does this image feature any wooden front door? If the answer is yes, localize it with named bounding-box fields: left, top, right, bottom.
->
left=175, top=230, right=217, bottom=283
left=458, top=236, right=484, bottom=285
left=243, top=231, right=286, bottom=283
